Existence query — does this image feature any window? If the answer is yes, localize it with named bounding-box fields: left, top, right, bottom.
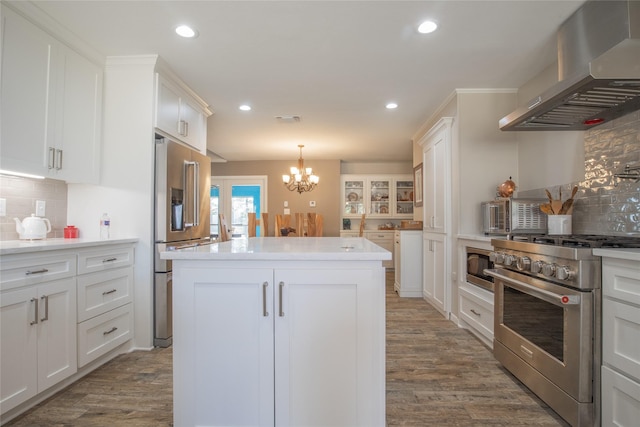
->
left=211, top=176, right=267, bottom=239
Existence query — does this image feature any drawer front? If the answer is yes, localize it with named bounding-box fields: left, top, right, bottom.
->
left=77, top=267, right=133, bottom=322
left=78, top=245, right=134, bottom=275
left=365, top=231, right=393, bottom=241
left=78, top=304, right=133, bottom=367
left=603, top=298, right=640, bottom=382
left=0, top=253, right=76, bottom=291
left=601, top=365, right=640, bottom=426
left=459, top=286, right=494, bottom=341
left=602, top=259, right=640, bottom=306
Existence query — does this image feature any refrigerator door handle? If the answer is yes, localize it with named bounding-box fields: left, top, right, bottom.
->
left=193, top=161, right=200, bottom=227
left=184, top=161, right=197, bottom=228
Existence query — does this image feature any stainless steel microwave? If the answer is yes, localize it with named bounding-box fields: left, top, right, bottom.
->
left=482, top=198, right=547, bottom=235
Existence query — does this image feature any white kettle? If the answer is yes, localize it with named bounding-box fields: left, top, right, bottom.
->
left=14, top=214, right=52, bottom=240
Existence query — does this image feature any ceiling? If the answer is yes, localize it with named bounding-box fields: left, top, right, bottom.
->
left=26, top=0, right=585, bottom=162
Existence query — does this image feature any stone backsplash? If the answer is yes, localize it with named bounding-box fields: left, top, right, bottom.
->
left=521, top=111, right=640, bottom=236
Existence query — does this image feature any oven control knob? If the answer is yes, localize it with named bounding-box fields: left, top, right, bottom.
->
left=516, top=256, right=531, bottom=271
left=542, top=263, right=557, bottom=277
left=495, top=252, right=505, bottom=264
left=556, top=266, right=574, bottom=281
left=504, top=255, right=516, bottom=266
left=531, top=261, right=544, bottom=274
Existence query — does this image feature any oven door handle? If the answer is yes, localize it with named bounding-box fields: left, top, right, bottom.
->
left=484, top=269, right=581, bottom=306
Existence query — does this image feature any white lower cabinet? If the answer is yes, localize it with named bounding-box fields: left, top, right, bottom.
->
left=0, top=241, right=135, bottom=420
left=394, top=230, right=423, bottom=297
left=458, top=284, right=493, bottom=348
left=423, top=232, right=447, bottom=316
left=0, top=277, right=77, bottom=413
left=365, top=231, right=394, bottom=269
left=597, top=251, right=640, bottom=427
left=173, top=263, right=384, bottom=426
left=76, top=245, right=134, bottom=367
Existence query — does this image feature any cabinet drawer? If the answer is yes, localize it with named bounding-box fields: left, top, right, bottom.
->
left=602, top=259, right=640, bottom=306
left=602, top=365, right=640, bottom=426
left=77, top=266, right=133, bottom=322
left=0, top=253, right=76, bottom=291
left=78, top=304, right=132, bottom=367
left=77, top=245, right=134, bottom=275
left=365, top=231, right=393, bottom=241
left=603, top=298, right=640, bottom=383
left=459, top=286, right=494, bottom=342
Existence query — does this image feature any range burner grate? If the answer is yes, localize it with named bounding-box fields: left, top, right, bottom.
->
left=509, top=234, right=640, bottom=249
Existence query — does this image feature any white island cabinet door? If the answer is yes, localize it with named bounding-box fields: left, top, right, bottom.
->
left=274, top=268, right=385, bottom=427
left=173, top=266, right=274, bottom=427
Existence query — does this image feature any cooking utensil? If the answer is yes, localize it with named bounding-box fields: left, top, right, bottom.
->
left=545, top=189, right=554, bottom=204
left=539, top=203, right=554, bottom=215
left=559, top=199, right=574, bottom=214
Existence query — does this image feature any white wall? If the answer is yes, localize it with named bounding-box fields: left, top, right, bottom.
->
left=68, top=56, right=158, bottom=349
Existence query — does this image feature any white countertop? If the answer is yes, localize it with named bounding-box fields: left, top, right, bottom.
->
left=593, top=247, right=640, bottom=262
left=0, top=237, right=139, bottom=255
left=161, top=237, right=392, bottom=261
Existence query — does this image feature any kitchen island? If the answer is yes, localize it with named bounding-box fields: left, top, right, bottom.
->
left=161, top=237, right=390, bottom=427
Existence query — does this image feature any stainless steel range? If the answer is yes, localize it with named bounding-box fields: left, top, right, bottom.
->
left=486, top=235, right=640, bottom=427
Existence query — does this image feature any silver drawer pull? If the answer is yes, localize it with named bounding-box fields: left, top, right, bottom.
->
left=103, top=327, right=118, bottom=335
left=102, top=289, right=117, bottom=296
left=470, top=309, right=481, bottom=316
left=26, top=268, right=49, bottom=275
left=102, top=257, right=117, bottom=263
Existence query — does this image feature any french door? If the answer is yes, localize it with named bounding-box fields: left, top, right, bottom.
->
left=211, top=176, right=267, bottom=239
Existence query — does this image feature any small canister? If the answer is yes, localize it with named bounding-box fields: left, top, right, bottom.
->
left=64, top=225, right=79, bottom=238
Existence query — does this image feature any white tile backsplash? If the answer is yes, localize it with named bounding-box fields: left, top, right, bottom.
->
left=0, top=175, right=68, bottom=240
left=520, top=111, right=640, bottom=236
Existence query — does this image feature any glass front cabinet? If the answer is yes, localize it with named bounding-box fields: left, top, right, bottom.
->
left=342, top=175, right=413, bottom=219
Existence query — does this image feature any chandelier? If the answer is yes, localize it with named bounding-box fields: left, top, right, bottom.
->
left=282, top=145, right=319, bottom=194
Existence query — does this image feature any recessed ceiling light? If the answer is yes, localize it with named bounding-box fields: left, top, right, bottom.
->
left=386, top=102, right=398, bottom=109
left=239, top=105, right=252, bottom=111
left=175, top=25, right=198, bottom=38
left=418, top=20, right=438, bottom=34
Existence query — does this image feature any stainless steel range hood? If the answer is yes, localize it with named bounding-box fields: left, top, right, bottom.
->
left=500, top=0, right=640, bottom=131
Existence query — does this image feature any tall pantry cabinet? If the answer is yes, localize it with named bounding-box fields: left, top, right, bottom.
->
left=418, top=118, right=453, bottom=317
left=415, top=90, right=518, bottom=321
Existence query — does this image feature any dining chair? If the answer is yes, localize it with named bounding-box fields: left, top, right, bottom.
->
left=261, top=212, right=269, bottom=236
left=359, top=214, right=366, bottom=237
left=275, top=214, right=292, bottom=236
left=247, top=213, right=257, bottom=237
left=307, top=213, right=323, bottom=237
left=219, top=213, right=231, bottom=242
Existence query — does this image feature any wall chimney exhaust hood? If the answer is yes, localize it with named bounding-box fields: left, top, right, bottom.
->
left=500, top=0, right=640, bottom=131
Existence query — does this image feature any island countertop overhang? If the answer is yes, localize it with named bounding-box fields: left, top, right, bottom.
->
left=160, top=237, right=392, bottom=261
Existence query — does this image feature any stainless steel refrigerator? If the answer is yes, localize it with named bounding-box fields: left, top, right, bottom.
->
left=154, top=136, right=211, bottom=347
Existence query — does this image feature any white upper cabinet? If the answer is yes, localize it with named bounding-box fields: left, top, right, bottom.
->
left=155, top=73, right=209, bottom=153
left=1, top=4, right=103, bottom=183
left=341, top=174, right=413, bottom=219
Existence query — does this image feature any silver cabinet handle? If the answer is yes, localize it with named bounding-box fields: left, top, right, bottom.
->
left=48, top=147, right=56, bottom=169
left=470, top=309, right=481, bottom=316
left=102, top=289, right=117, bottom=296
left=279, top=282, right=284, bottom=317
left=193, top=161, right=199, bottom=226
left=185, top=121, right=189, bottom=137
left=40, top=295, right=49, bottom=322
left=30, top=298, right=39, bottom=325
left=262, top=282, right=269, bottom=317
left=26, top=268, right=49, bottom=275
left=102, top=257, right=117, bottom=263
left=103, top=327, right=118, bottom=335
left=56, top=149, right=63, bottom=170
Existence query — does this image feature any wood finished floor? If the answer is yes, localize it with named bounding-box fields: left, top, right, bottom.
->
left=6, top=272, right=568, bottom=426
